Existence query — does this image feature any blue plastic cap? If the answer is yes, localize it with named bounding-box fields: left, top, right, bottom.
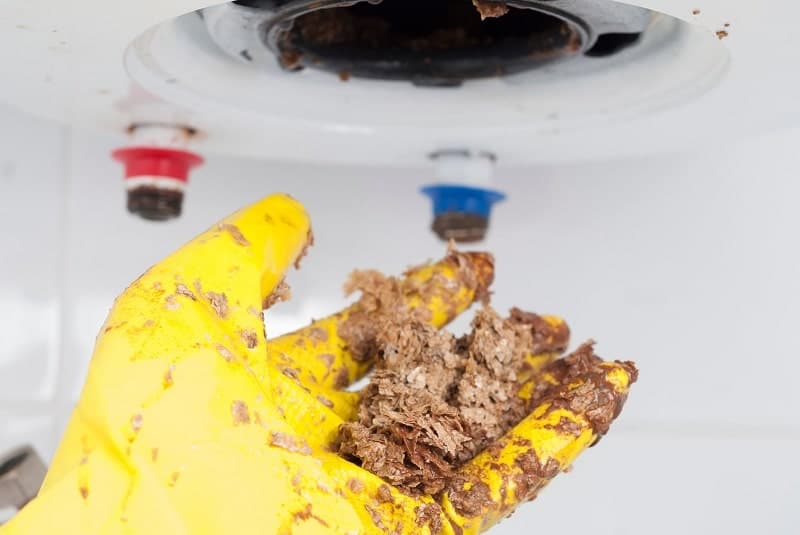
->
left=420, top=184, right=506, bottom=218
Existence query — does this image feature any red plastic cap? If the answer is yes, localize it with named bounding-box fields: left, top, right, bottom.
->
left=111, top=146, right=204, bottom=183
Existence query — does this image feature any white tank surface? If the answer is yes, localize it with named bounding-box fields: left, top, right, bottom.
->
left=0, top=0, right=796, bottom=166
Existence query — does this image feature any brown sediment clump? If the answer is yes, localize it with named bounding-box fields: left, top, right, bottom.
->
left=472, top=1, right=510, bottom=20
left=337, top=247, right=494, bottom=365
left=443, top=342, right=638, bottom=515
left=336, top=248, right=635, bottom=498
left=338, top=302, right=570, bottom=495
left=282, top=0, right=520, bottom=60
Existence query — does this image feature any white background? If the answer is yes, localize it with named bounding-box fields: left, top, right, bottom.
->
left=1, top=102, right=798, bottom=532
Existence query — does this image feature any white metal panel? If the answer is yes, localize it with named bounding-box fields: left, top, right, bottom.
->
left=0, top=1, right=797, bottom=165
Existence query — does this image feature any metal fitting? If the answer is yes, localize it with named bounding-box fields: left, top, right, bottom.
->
left=0, top=446, right=47, bottom=520
left=112, top=124, right=204, bottom=221
left=421, top=150, right=506, bottom=243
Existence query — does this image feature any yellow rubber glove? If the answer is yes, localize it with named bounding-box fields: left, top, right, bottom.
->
left=1, top=194, right=636, bottom=535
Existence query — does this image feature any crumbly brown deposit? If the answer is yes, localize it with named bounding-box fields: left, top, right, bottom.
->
left=339, top=321, right=468, bottom=494
left=531, top=342, right=638, bottom=436
left=364, top=504, right=387, bottom=531
left=338, top=270, right=405, bottom=363
left=294, top=228, right=315, bottom=270
left=454, top=308, right=532, bottom=460
left=334, top=367, right=351, bottom=389
left=335, top=248, right=636, bottom=501
left=446, top=475, right=493, bottom=517
left=216, top=344, right=234, bottom=362
left=376, top=484, right=393, bottom=503
left=317, top=395, right=334, bottom=408
left=231, top=400, right=250, bottom=425
left=347, top=478, right=364, bottom=493
left=269, top=432, right=312, bottom=455
left=130, top=413, right=143, bottom=432
left=218, top=223, right=250, bottom=246
left=338, top=249, right=494, bottom=364
left=309, top=327, right=328, bottom=342
left=286, top=1, right=524, bottom=56
left=510, top=450, right=561, bottom=504
left=175, top=283, right=196, bottom=300
left=415, top=503, right=444, bottom=534
left=317, top=353, right=335, bottom=370
left=264, top=280, right=291, bottom=310
left=241, top=329, right=258, bottom=349
left=338, top=306, right=559, bottom=494
left=205, top=291, right=229, bottom=318
left=164, top=295, right=179, bottom=311
left=473, top=0, right=509, bottom=20
left=508, top=307, right=570, bottom=355
left=163, top=365, right=174, bottom=388
left=445, top=343, right=638, bottom=517
left=279, top=49, right=303, bottom=70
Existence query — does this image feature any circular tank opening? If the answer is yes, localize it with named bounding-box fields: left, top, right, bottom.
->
left=268, top=0, right=586, bottom=86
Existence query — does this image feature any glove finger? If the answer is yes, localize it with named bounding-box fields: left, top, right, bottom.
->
left=439, top=346, right=638, bottom=534
left=40, top=194, right=312, bottom=498
left=510, top=310, right=570, bottom=384
left=266, top=250, right=494, bottom=421
left=322, top=456, right=460, bottom=535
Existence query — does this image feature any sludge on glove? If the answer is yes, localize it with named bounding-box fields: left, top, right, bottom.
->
left=2, top=193, right=636, bottom=535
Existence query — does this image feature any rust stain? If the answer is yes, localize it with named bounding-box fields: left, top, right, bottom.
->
left=316, top=395, right=334, bottom=408
left=241, top=329, right=259, bottom=349
left=218, top=223, right=251, bottom=246
left=163, top=365, right=175, bottom=388
left=165, top=295, right=179, bottom=311
left=175, top=283, right=197, bottom=300
left=206, top=291, right=229, bottom=318
left=216, top=344, right=234, bottom=362
left=347, top=478, right=364, bottom=493
left=131, top=413, right=143, bottom=433
left=232, top=400, right=251, bottom=425
left=269, top=432, right=312, bottom=455
left=309, top=327, right=328, bottom=343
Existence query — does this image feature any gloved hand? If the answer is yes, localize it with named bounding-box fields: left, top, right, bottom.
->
left=1, top=194, right=636, bottom=535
